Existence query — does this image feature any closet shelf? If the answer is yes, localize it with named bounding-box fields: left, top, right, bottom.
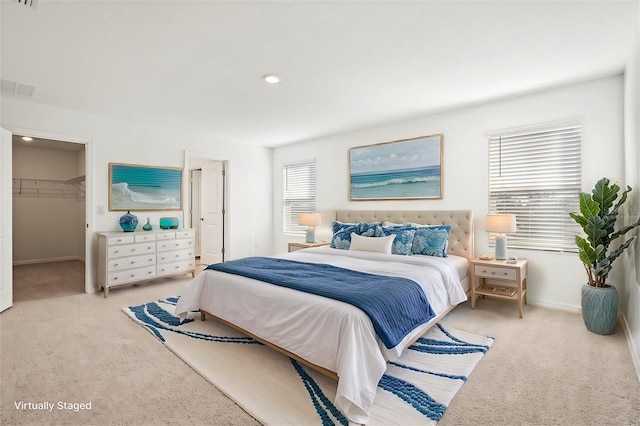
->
left=12, top=176, right=85, bottom=200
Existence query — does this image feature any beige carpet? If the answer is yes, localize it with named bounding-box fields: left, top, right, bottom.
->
left=1, top=267, right=639, bottom=425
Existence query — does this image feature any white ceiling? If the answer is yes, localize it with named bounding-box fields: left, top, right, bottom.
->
left=1, top=1, right=638, bottom=148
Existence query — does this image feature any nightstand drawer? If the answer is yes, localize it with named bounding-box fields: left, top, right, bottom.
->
left=474, top=265, right=516, bottom=280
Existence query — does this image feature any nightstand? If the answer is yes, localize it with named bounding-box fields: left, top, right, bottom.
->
left=288, top=241, right=330, bottom=252
left=470, top=258, right=529, bottom=318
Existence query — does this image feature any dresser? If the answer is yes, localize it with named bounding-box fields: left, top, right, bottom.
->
left=97, top=229, right=196, bottom=297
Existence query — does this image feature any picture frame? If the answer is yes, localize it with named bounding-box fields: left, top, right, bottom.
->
left=349, top=134, right=443, bottom=200
left=109, top=162, right=183, bottom=211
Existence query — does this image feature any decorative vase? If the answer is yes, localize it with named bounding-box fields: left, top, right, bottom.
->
left=119, top=211, right=138, bottom=232
left=581, top=284, right=618, bottom=335
left=160, top=217, right=179, bottom=229
left=142, top=218, right=152, bottom=231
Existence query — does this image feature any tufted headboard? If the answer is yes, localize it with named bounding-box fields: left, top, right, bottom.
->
left=335, top=210, right=474, bottom=261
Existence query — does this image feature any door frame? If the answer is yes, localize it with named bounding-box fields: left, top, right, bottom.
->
left=6, top=126, right=94, bottom=294
left=184, top=151, right=230, bottom=261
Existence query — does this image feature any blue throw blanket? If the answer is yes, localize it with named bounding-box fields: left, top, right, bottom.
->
left=206, top=257, right=435, bottom=349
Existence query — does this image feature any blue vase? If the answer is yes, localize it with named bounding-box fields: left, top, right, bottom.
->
left=142, top=218, right=152, bottom=231
left=581, top=284, right=618, bottom=335
left=119, top=211, right=138, bottom=232
left=160, top=217, right=179, bottom=229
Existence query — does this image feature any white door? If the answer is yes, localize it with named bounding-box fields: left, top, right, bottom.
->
left=0, top=128, right=13, bottom=312
left=200, top=161, right=224, bottom=265
left=190, top=169, right=202, bottom=257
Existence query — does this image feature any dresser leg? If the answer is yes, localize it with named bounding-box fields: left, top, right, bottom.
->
left=103, top=286, right=109, bottom=298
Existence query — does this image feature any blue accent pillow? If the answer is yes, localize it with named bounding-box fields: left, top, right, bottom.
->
left=412, top=227, right=450, bottom=257
left=359, top=221, right=382, bottom=237
left=330, top=221, right=361, bottom=250
left=376, top=225, right=416, bottom=255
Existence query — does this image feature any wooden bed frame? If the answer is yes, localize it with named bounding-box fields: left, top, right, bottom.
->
left=201, top=209, right=474, bottom=381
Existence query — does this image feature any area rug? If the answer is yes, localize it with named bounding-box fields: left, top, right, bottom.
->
left=123, top=297, right=493, bottom=425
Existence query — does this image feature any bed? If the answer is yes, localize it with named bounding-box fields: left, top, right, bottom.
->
left=175, top=210, right=474, bottom=424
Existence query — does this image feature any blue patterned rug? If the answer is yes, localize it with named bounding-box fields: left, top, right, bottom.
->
left=123, top=297, right=493, bottom=425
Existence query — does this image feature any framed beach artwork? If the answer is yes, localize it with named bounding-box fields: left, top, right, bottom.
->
left=349, top=134, right=443, bottom=200
left=109, top=163, right=183, bottom=211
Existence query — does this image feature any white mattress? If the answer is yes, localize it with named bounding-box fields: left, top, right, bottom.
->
left=175, top=247, right=468, bottom=424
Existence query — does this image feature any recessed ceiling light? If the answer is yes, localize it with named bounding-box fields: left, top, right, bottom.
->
left=263, top=74, right=280, bottom=84
left=22, top=136, right=33, bottom=141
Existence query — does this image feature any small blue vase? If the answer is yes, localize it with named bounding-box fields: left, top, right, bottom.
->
left=119, top=211, right=138, bottom=232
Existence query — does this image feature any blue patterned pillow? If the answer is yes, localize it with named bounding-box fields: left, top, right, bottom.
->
left=412, top=227, right=450, bottom=257
left=330, top=221, right=361, bottom=250
left=376, top=225, right=416, bottom=255
left=359, top=222, right=382, bottom=237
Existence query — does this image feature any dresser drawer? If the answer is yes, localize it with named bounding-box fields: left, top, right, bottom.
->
left=157, top=238, right=194, bottom=252
left=157, top=248, right=195, bottom=264
left=135, top=234, right=157, bottom=243
left=157, top=259, right=195, bottom=276
left=108, top=242, right=156, bottom=258
left=156, top=232, right=176, bottom=241
left=474, top=264, right=516, bottom=281
left=107, top=235, right=135, bottom=245
left=176, top=230, right=195, bottom=239
left=108, top=254, right=156, bottom=272
left=107, top=266, right=156, bottom=286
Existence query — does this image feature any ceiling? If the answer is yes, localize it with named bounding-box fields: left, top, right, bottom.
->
left=1, top=1, right=638, bottom=148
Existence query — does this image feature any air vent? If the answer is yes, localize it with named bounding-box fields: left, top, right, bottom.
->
left=1, top=79, right=38, bottom=97
left=14, top=0, right=38, bottom=8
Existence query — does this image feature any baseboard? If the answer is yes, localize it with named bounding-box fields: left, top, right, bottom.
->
left=621, top=314, right=640, bottom=383
left=526, top=297, right=581, bottom=314
left=13, top=256, right=85, bottom=266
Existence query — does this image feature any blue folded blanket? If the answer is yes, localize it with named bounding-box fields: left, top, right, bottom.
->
left=206, top=257, right=435, bottom=349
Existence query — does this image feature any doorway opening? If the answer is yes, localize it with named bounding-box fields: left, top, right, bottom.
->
left=185, top=153, right=228, bottom=267
left=12, top=134, right=87, bottom=302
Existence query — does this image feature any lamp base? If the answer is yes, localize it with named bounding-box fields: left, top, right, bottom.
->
left=495, top=234, right=508, bottom=260
left=305, top=228, right=316, bottom=243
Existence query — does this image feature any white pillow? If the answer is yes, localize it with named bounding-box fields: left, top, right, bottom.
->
left=349, top=232, right=395, bottom=254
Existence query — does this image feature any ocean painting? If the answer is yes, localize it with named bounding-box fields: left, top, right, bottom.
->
left=109, top=163, right=182, bottom=211
left=349, top=134, right=443, bottom=200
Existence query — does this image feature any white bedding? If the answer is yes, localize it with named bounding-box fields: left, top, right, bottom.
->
left=175, top=247, right=468, bottom=424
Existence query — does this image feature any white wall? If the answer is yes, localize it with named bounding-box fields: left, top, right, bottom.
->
left=273, top=75, right=625, bottom=311
left=12, top=145, right=84, bottom=263
left=623, top=25, right=640, bottom=375
left=2, top=97, right=273, bottom=292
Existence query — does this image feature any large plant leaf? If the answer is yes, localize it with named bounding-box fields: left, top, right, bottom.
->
left=578, top=192, right=600, bottom=220
left=592, top=178, right=619, bottom=215
left=575, top=235, right=599, bottom=266
left=606, top=236, right=637, bottom=266
left=584, top=215, right=608, bottom=247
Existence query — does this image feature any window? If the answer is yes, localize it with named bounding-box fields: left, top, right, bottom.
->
left=488, top=120, right=582, bottom=252
left=283, top=159, right=316, bottom=235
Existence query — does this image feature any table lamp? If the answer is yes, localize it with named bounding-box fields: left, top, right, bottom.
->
left=298, top=213, right=321, bottom=243
left=485, top=214, right=516, bottom=260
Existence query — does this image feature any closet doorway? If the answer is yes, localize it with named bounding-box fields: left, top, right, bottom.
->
left=12, top=135, right=87, bottom=302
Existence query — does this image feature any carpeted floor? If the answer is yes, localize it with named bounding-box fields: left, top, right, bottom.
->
left=1, top=267, right=639, bottom=425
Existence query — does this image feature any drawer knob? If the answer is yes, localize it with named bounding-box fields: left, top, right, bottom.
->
left=131, top=261, right=135, bottom=264
left=113, top=277, right=119, bottom=281
left=114, top=263, right=119, bottom=267
left=175, top=266, right=180, bottom=269
left=176, top=254, right=180, bottom=258
left=491, top=271, right=496, bottom=275
left=114, top=250, right=120, bottom=254
left=130, top=274, right=135, bottom=277
left=131, top=248, right=136, bottom=252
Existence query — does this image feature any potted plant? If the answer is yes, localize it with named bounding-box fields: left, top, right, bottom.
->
left=569, top=177, right=640, bottom=335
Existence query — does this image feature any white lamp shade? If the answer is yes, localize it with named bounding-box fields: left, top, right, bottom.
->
left=485, top=214, right=516, bottom=234
left=298, top=213, right=321, bottom=227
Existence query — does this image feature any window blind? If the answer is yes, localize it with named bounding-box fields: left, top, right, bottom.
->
left=488, top=120, right=582, bottom=252
left=283, top=159, right=316, bottom=235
